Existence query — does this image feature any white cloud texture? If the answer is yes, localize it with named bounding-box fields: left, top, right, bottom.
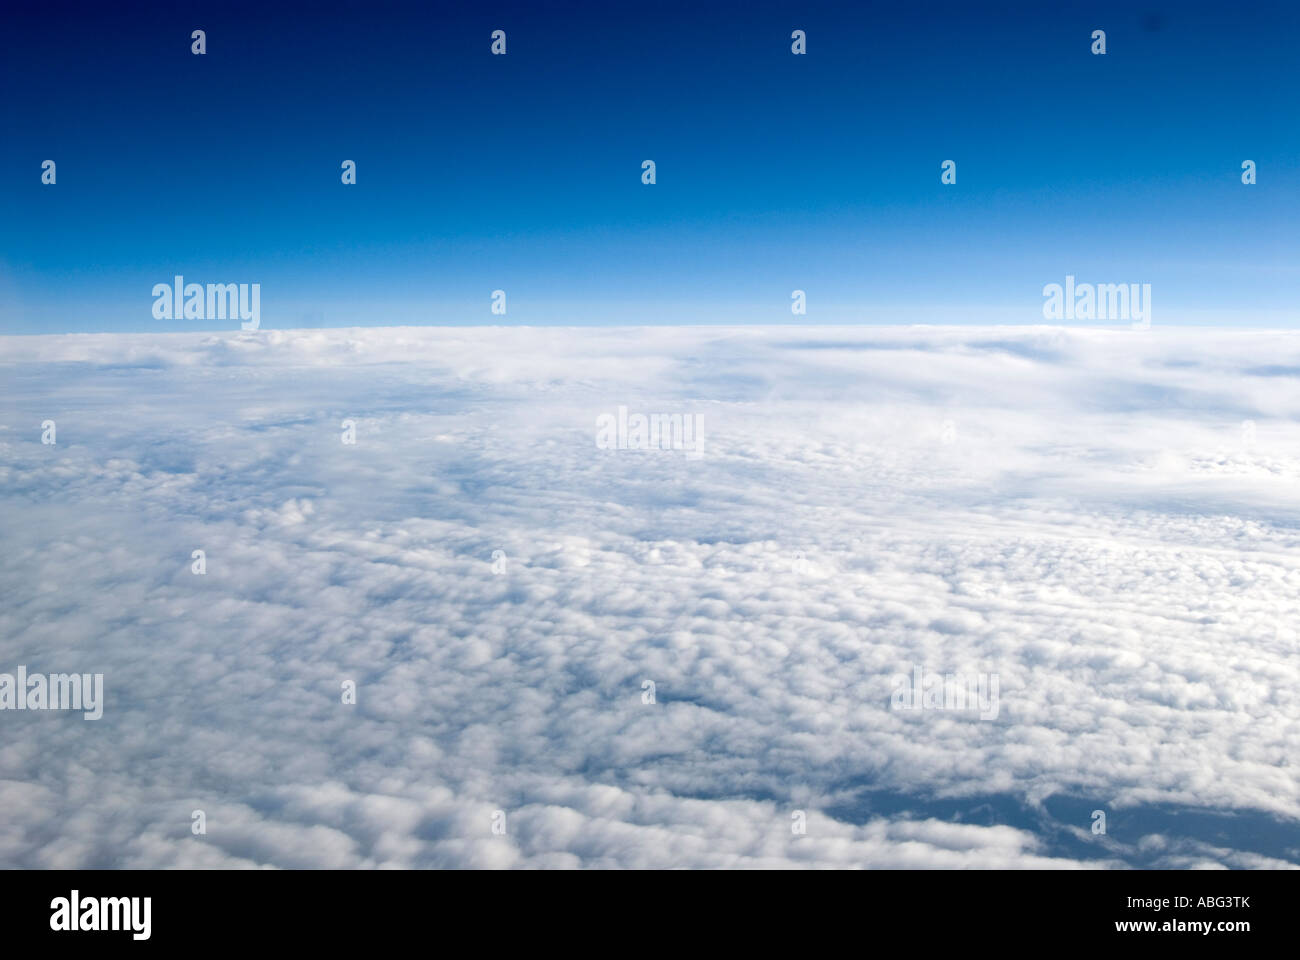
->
left=1, top=325, right=1298, bottom=868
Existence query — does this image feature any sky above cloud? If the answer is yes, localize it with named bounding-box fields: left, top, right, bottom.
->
left=3, top=0, right=1298, bottom=332
left=1, top=324, right=1298, bottom=868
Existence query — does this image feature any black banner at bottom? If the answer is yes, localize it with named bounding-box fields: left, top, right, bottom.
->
left=0, top=868, right=1287, bottom=947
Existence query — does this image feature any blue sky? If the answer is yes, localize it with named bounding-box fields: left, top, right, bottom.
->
left=2, top=0, right=1297, bottom=332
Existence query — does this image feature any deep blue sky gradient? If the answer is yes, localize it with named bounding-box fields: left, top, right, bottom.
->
left=2, top=0, right=1297, bottom=332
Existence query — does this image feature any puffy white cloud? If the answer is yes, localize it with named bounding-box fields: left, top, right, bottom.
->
left=0, top=325, right=1297, bottom=868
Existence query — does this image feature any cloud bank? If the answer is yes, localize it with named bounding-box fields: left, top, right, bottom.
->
left=1, top=325, right=1298, bottom=868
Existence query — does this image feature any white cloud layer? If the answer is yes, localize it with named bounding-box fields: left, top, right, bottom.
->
left=1, top=325, right=1298, bottom=868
